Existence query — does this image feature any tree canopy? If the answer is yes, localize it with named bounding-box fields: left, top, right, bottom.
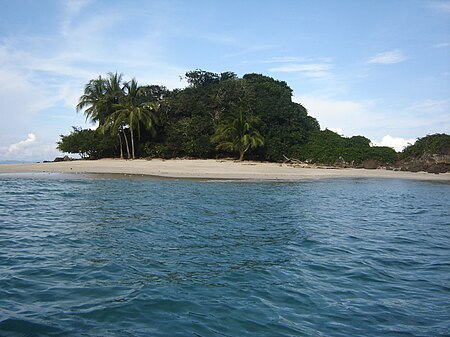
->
left=59, top=69, right=424, bottom=166
left=400, top=134, right=450, bottom=160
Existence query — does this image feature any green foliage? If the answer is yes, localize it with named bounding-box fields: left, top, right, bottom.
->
left=141, top=142, right=169, bottom=158
left=112, top=78, right=158, bottom=158
left=185, top=70, right=220, bottom=87
left=368, top=146, right=398, bottom=164
left=295, top=129, right=397, bottom=164
left=239, top=74, right=319, bottom=161
left=62, top=69, right=416, bottom=166
left=77, top=73, right=159, bottom=159
left=212, top=111, right=264, bottom=161
left=400, top=133, right=450, bottom=159
left=164, top=115, right=215, bottom=157
left=57, top=127, right=117, bottom=159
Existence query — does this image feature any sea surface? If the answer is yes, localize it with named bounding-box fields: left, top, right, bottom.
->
left=0, top=173, right=449, bottom=336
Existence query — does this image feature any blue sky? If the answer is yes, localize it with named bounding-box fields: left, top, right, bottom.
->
left=0, top=0, right=449, bottom=161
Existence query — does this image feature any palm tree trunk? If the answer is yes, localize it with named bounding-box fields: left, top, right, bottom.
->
left=130, top=127, right=135, bottom=159
left=239, top=150, right=244, bottom=161
left=123, top=129, right=131, bottom=159
left=118, top=132, right=124, bottom=159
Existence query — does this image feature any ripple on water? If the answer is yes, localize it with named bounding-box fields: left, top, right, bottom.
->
left=0, top=175, right=449, bottom=336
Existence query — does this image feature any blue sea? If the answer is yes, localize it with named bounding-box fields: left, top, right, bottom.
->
left=0, top=173, right=449, bottom=336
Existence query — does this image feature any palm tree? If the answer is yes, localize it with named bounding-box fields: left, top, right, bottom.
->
left=104, top=72, right=124, bottom=107
left=100, top=109, right=131, bottom=159
left=103, top=72, right=127, bottom=158
left=76, top=75, right=106, bottom=124
left=112, top=79, right=158, bottom=159
left=212, top=111, right=264, bottom=161
left=78, top=72, right=131, bottom=158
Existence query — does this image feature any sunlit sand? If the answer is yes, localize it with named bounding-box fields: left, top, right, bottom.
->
left=0, top=159, right=448, bottom=181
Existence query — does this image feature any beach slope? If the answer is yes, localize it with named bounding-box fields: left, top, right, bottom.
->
left=0, top=159, right=449, bottom=181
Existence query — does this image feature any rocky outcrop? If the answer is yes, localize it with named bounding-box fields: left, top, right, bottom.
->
left=362, top=159, right=380, bottom=169
left=53, top=155, right=72, bottom=162
left=397, top=153, right=450, bottom=174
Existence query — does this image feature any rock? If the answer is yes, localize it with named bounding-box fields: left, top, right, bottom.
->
left=426, top=163, right=449, bottom=174
left=405, top=161, right=427, bottom=173
left=362, top=159, right=379, bottom=169
left=53, top=155, right=72, bottom=162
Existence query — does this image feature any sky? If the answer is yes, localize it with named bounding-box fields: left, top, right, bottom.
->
left=0, top=0, right=449, bottom=161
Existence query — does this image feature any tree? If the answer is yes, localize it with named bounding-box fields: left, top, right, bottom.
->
left=104, top=72, right=127, bottom=158
left=57, top=127, right=116, bottom=159
left=76, top=76, right=107, bottom=124
left=401, top=133, right=450, bottom=160
left=212, top=111, right=264, bottom=161
left=109, top=79, right=158, bottom=159
left=185, top=70, right=220, bottom=87
left=77, top=72, right=128, bottom=158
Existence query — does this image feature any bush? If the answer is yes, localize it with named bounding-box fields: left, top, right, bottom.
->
left=57, top=127, right=117, bottom=159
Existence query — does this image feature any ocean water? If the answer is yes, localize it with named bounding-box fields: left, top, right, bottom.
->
left=0, top=173, right=449, bottom=337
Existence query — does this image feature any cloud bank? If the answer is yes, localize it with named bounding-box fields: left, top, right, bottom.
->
left=373, top=135, right=416, bottom=152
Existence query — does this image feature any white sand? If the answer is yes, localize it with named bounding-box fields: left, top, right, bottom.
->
left=0, top=158, right=448, bottom=181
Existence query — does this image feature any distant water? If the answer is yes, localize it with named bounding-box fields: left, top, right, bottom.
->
left=0, top=173, right=449, bottom=336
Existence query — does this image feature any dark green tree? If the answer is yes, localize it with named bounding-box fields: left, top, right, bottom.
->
left=401, top=133, right=450, bottom=160
left=212, top=111, right=264, bottom=161
left=57, top=127, right=117, bottom=159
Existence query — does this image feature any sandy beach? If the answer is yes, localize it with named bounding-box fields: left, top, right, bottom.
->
left=0, top=158, right=449, bottom=181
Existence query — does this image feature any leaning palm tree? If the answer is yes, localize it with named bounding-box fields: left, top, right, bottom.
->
left=113, top=79, right=158, bottom=159
left=76, top=75, right=106, bottom=124
left=212, top=111, right=264, bottom=161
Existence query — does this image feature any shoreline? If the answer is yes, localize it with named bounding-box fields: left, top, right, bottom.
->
left=0, top=158, right=449, bottom=181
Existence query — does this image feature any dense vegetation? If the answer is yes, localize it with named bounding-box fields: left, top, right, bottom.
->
left=400, top=133, right=450, bottom=160
left=57, top=127, right=117, bottom=159
left=296, top=130, right=397, bottom=165
left=59, top=70, right=403, bottom=165
left=395, top=133, right=450, bottom=173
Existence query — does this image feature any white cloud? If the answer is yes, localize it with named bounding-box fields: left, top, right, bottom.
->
left=65, top=0, right=91, bottom=15
left=252, top=56, right=333, bottom=64
left=258, top=56, right=309, bottom=63
left=294, top=95, right=389, bottom=139
left=295, top=94, right=449, bottom=144
left=366, top=50, right=406, bottom=64
left=61, top=0, right=92, bottom=35
left=373, top=135, right=416, bottom=152
left=269, top=63, right=333, bottom=78
left=0, top=67, right=56, bottom=138
left=406, top=99, right=450, bottom=114
left=261, top=56, right=306, bottom=63
left=270, top=63, right=332, bottom=72
left=0, top=133, right=60, bottom=161
left=0, top=2, right=188, bottom=162
left=435, top=42, right=450, bottom=48
left=7, top=133, right=36, bottom=154
left=295, top=95, right=370, bottom=127
left=431, top=1, right=450, bottom=13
